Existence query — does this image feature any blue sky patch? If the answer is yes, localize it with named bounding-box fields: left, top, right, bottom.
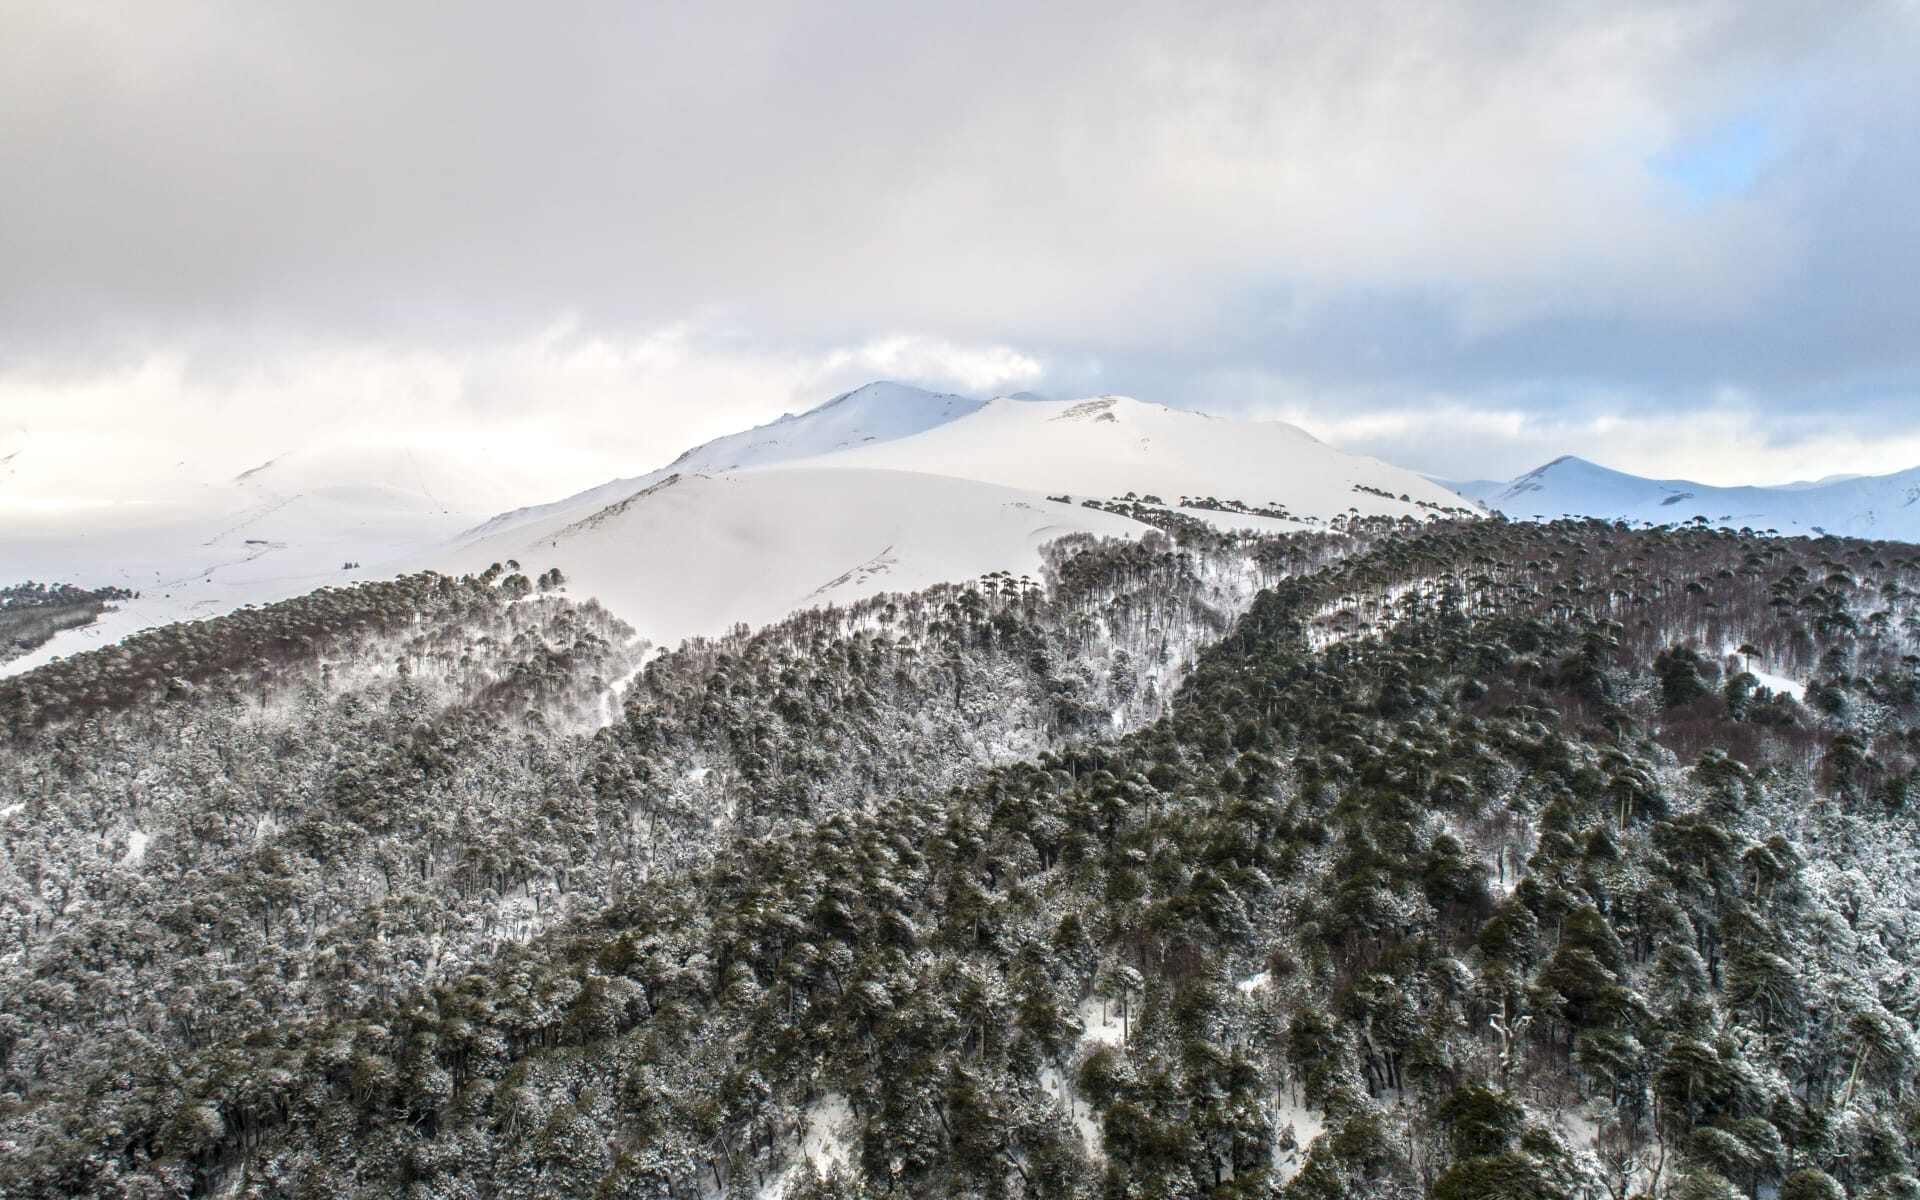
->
left=1651, top=111, right=1786, bottom=206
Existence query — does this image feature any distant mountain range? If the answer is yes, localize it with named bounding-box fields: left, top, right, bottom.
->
left=1440, top=454, right=1920, bottom=541
left=20, top=379, right=1917, bottom=674
left=4, top=380, right=1482, bottom=671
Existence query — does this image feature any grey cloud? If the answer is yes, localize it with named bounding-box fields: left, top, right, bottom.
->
left=1, top=0, right=1916, bottom=482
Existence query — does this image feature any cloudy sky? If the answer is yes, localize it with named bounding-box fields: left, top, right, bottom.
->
left=4, top=0, right=1918, bottom=509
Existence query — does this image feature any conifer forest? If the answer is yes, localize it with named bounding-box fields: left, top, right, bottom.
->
left=4, top=519, right=1920, bottom=1200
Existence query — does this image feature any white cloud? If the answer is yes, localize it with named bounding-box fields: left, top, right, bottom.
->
left=0, top=1, right=1915, bottom=494
left=0, top=321, right=1051, bottom=507
left=1261, top=393, right=1920, bottom=486
left=817, top=336, right=1043, bottom=395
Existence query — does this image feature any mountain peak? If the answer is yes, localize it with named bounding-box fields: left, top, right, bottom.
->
left=1528, top=454, right=1597, bottom=475
left=459, top=382, right=989, bottom=543
left=813, top=380, right=966, bottom=411
left=1474, top=451, right=1920, bottom=538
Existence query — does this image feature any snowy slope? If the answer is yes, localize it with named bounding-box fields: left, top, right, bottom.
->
left=1776, top=472, right=1869, bottom=491
left=436, top=390, right=1480, bottom=651
left=461, top=381, right=981, bottom=541
left=221, top=444, right=540, bottom=516
left=0, top=444, right=519, bottom=678
left=660, top=380, right=983, bottom=471
left=444, top=468, right=1146, bottom=650
left=1432, top=476, right=1507, bottom=500
left=808, top=396, right=1475, bottom=521
left=1452, top=455, right=1920, bottom=540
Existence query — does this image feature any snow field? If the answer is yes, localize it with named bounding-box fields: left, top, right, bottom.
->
left=443, top=468, right=1149, bottom=656
left=813, top=395, right=1467, bottom=523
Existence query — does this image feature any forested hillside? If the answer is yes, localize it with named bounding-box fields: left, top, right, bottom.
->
left=2, top=519, right=1918, bottom=1199
left=0, top=582, right=135, bottom=667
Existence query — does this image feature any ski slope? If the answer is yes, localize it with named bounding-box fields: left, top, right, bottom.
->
left=1447, top=455, right=1920, bottom=541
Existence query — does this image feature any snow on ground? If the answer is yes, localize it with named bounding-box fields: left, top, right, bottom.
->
left=1226, top=973, right=1329, bottom=1180
left=4, top=596, right=170, bottom=680
left=1548, top=1106, right=1603, bottom=1158
left=0, top=803, right=22, bottom=820
left=597, top=648, right=652, bottom=726
left=122, top=830, right=151, bottom=864
left=1078, top=995, right=1127, bottom=1048
left=1031, top=997, right=1132, bottom=1162
left=757, top=1094, right=857, bottom=1199
left=1230, top=973, right=1330, bottom=1180
left=1720, top=644, right=1807, bottom=702
left=1270, top=1093, right=1327, bottom=1182
left=1039, top=987, right=1330, bottom=1174
left=442, top=387, right=1444, bottom=660
left=1542, top=1104, right=1647, bottom=1198
left=2, top=447, right=499, bottom=678
left=5, top=384, right=1472, bottom=674
left=8, top=382, right=1481, bottom=674
left=1040, top=1065, right=1106, bottom=1159
left=441, top=467, right=1148, bottom=653
left=811, top=395, right=1468, bottom=522
left=1749, top=667, right=1806, bottom=702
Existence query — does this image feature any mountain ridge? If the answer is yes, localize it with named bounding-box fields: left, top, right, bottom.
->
left=437, top=386, right=1482, bottom=650
left=7, top=379, right=1484, bottom=672
left=807, top=392, right=1468, bottom=520
left=1448, top=453, right=1920, bottom=539
left=457, top=380, right=981, bottom=543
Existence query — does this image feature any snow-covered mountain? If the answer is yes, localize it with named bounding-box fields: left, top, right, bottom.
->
left=461, top=381, right=981, bottom=541
left=1448, top=455, right=1920, bottom=540
left=810, top=394, right=1472, bottom=520
left=221, top=444, right=539, bottom=516
left=439, top=388, right=1481, bottom=652
left=0, top=443, right=526, bottom=677
left=4, top=385, right=999, bottom=673
left=9, top=379, right=1489, bottom=671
